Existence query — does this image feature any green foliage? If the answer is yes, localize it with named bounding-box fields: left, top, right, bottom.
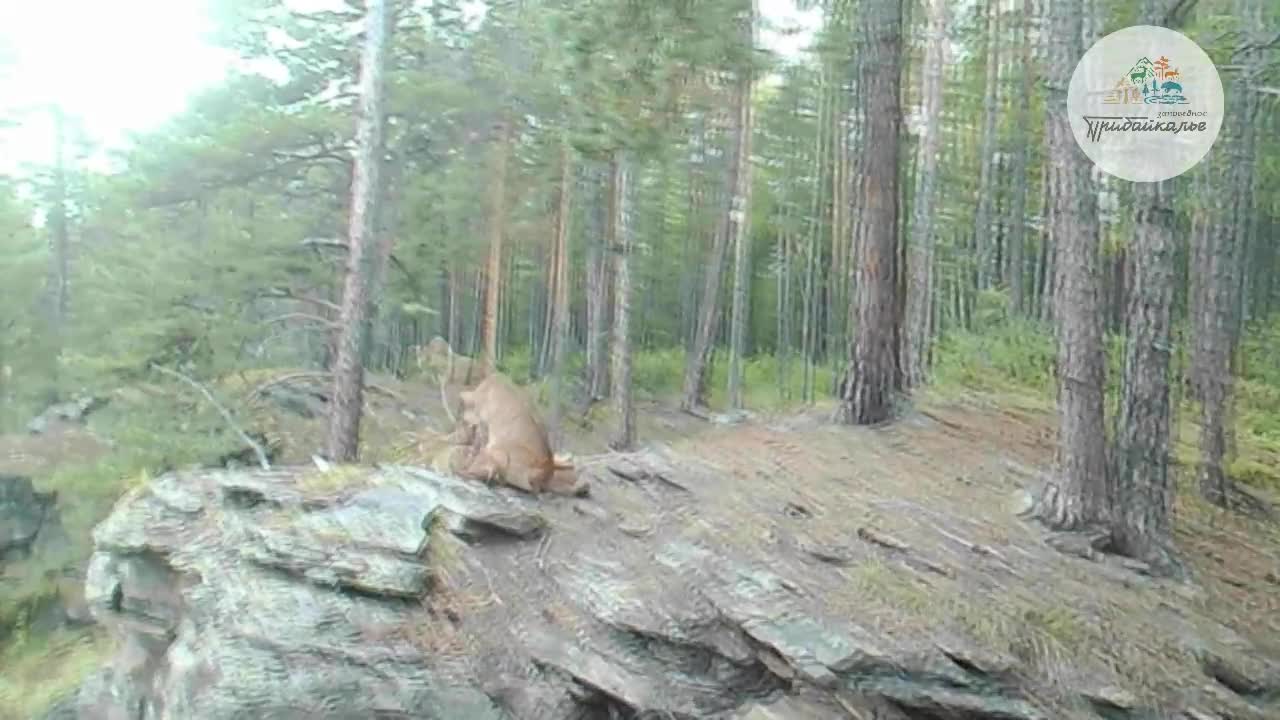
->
left=933, top=322, right=1056, bottom=396
left=632, top=348, right=687, bottom=397
left=496, top=346, right=536, bottom=384
left=0, top=629, right=111, bottom=719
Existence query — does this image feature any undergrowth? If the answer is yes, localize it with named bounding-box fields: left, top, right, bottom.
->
left=0, top=629, right=111, bottom=720
left=930, top=315, right=1280, bottom=493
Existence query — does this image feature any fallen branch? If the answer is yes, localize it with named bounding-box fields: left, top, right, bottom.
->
left=247, top=372, right=403, bottom=403
left=150, top=363, right=271, bottom=471
left=934, top=526, right=1007, bottom=562
left=263, top=313, right=340, bottom=329
left=856, top=526, right=912, bottom=552
left=259, top=287, right=341, bottom=314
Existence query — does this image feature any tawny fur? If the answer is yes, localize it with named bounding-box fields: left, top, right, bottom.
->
left=451, top=373, right=587, bottom=496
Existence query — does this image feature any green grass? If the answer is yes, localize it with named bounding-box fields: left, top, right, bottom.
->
left=0, top=629, right=110, bottom=720
left=930, top=317, right=1280, bottom=493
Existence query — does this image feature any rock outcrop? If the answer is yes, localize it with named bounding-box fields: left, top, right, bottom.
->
left=0, top=474, right=67, bottom=565
left=26, top=396, right=105, bottom=436
left=39, top=407, right=1280, bottom=719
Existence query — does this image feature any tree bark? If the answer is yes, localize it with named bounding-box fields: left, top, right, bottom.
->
left=609, top=153, right=635, bottom=450
left=902, top=0, right=947, bottom=389
left=836, top=0, right=901, bottom=425
left=973, top=0, right=1002, bottom=291
left=1033, top=0, right=1109, bottom=528
left=549, top=139, right=574, bottom=437
left=1194, top=0, right=1259, bottom=508
left=1006, top=0, right=1033, bottom=316
left=1112, top=181, right=1177, bottom=570
left=727, top=3, right=757, bottom=411
left=586, top=163, right=612, bottom=400
left=481, top=117, right=512, bottom=368
left=682, top=6, right=754, bottom=411
left=1194, top=184, right=1237, bottom=507
left=324, top=0, right=391, bottom=462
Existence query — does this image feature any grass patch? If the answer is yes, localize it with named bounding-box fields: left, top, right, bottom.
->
left=295, top=464, right=370, bottom=495
left=933, top=321, right=1280, bottom=496
left=842, top=558, right=1190, bottom=708
left=0, top=629, right=110, bottom=720
left=932, top=322, right=1056, bottom=397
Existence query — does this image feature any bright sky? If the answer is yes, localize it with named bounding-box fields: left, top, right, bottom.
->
left=0, top=0, right=818, bottom=177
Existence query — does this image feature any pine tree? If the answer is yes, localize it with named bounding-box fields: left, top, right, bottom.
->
left=1033, top=0, right=1109, bottom=528
left=325, top=0, right=392, bottom=462
left=836, top=0, right=902, bottom=424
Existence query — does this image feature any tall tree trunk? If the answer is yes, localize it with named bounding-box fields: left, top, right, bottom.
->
left=1036, top=87, right=1055, bottom=322
left=1113, top=181, right=1177, bottom=566
left=836, top=0, right=901, bottom=424
left=1194, top=186, right=1238, bottom=507
left=683, top=6, right=754, bottom=411
left=439, top=257, right=453, bottom=344
left=482, top=117, right=512, bottom=368
left=1007, top=0, right=1033, bottom=316
left=325, top=0, right=391, bottom=462
left=727, top=5, right=757, bottom=411
left=683, top=115, right=707, bottom=354
left=902, top=0, right=947, bottom=389
left=365, top=149, right=402, bottom=374
left=1113, top=153, right=1177, bottom=571
left=973, top=0, right=1001, bottom=291
left=801, top=66, right=827, bottom=404
left=1033, top=0, right=1108, bottom=528
left=549, top=140, right=573, bottom=437
left=609, top=153, right=635, bottom=450
left=776, top=224, right=790, bottom=400
left=447, top=262, right=459, bottom=348
left=1194, top=0, right=1259, bottom=508
left=586, top=163, right=611, bottom=400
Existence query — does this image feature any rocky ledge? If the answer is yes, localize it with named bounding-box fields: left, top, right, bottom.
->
left=39, top=435, right=1280, bottom=719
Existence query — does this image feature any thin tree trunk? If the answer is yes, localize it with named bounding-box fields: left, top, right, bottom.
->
left=549, top=140, right=573, bottom=438
left=683, top=115, right=707, bottom=354
left=1194, top=194, right=1237, bottom=507
left=1194, top=0, right=1259, bottom=508
left=727, top=5, right=757, bottom=410
left=325, top=0, right=391, bottom=461
left=609, top=153, right=635, bottom=450
left=365, top=149, right=402, bottom=374
left=776, top=224, right=789, bottom=400
left=902, top=0, right=947, bottom=388
left=802, top=59, right=829, bottom=404
left=973, top=0, right=1001, bottom=291
left=1008, top=0, right=1033, bottom=315
left=683, top=7, right=754, bottom=411
left=447, top=263, right=459, bottom=348
left=586, top=162, right=611, bottom=400
left=1038, top=160, right=1055, bottom=323
left=1034, top=0, right=1109, bottom=528
left=836, top=0, right=901, bottom=424
left=481, top=117, right=511, bottom=368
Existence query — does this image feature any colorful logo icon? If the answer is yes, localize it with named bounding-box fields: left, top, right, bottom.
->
left=1068, top=26, right=1224, bottom=183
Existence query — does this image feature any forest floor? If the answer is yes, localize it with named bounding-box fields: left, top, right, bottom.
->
left=2, top=368, right=1280, bottom=717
